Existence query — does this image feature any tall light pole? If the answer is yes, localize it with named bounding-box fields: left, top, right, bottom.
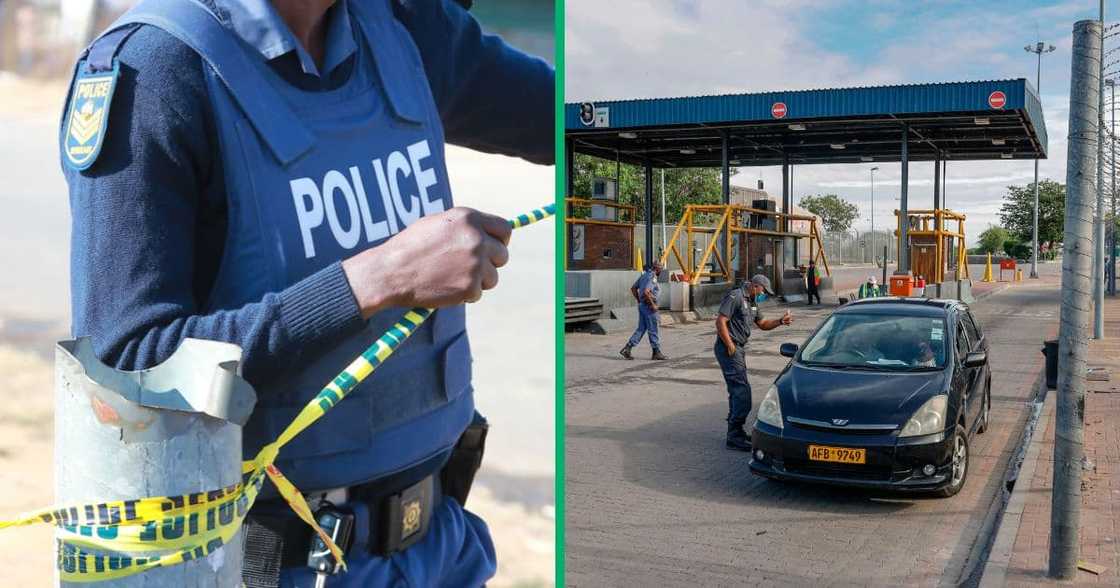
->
left=1095, top=0, right=1106, bottom=340
left=1108, top=79, right=1117, bottom=295
left=1026, top=41, right=1056, bottom=279
left=870, top=166, right=879, bottom=264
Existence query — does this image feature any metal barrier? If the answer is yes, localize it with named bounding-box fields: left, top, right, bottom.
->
left=893, top=208, right=970, bottom=283
left=657, top=204, right=829, bottom=286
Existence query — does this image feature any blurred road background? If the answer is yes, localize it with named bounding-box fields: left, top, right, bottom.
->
left=0, top=1, right=556, bottom=585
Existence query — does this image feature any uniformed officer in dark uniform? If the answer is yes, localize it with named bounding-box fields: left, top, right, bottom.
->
left=715, top=275, right=793, bottom=451
left=59, top=0, right=552, bottom=585
left=805, top=259, right=821, bottom=305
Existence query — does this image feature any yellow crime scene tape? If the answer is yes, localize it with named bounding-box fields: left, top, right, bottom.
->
left=0, top=204, right=556, bottom=582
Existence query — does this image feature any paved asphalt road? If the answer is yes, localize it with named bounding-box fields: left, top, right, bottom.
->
left=564, top=264, right=1061, bottom=587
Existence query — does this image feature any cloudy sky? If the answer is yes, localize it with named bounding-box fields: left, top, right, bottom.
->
left=566, top=0, right=1106, bottom=244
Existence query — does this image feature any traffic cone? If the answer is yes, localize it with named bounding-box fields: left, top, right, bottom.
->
left=635, top=245, right=643, bottom=271
left=981, top=253, right=993, bottom=282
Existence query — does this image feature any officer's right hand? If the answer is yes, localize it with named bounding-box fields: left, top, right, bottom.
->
left=342, top=207, right=511, bottom=319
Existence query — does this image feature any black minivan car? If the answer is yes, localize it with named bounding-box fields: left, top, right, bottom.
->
left=749, top=298, right=990, bottom=497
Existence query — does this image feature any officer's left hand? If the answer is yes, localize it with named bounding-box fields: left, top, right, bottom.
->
left=342, top=207, right=512, bottom=317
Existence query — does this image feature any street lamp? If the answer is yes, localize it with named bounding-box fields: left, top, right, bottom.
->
left=870, top=166, right=879, bottom=265
left=1025, top=41, right=1056, bottom=279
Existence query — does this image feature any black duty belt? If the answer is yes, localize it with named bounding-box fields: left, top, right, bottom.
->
left=242, top=416, right=488, bottom=588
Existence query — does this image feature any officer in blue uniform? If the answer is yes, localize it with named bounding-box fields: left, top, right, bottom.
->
left=620, top=261, right=667, bottom=360
left=59, top=0, right=552, bottom=586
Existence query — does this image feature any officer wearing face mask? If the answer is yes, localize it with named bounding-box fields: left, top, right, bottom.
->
left=715, top=275, right=793, bottom=451
left=59, top=0, right=552, bottom=585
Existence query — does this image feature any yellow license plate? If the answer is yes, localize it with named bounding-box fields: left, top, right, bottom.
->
left=808, top=445, right=866, bottom=464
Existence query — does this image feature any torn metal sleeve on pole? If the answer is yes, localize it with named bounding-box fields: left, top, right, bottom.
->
left=1049, top=18, right=1099, bottom=581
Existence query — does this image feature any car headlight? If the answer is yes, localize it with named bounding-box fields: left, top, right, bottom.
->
left=898, top=395, right=948, bottom=437
left=757, top=385, right=783, bottom=429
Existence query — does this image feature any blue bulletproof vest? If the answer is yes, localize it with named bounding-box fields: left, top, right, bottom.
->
left=80, top=0, right=474, bottom=493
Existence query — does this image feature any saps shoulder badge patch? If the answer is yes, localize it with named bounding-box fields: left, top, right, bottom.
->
left=62, top=62, right=119, bottom=171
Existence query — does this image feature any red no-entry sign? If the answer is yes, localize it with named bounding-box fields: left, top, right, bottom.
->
left=988, top=91, right=1007, bottom=109
left=771, top=102, right=787, bottom=119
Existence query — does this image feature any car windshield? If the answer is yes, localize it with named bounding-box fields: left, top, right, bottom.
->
left=798, top=311, right=948, bottom=370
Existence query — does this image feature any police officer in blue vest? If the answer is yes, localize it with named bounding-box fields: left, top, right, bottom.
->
left=59, top=0, right=552, bottom=585
left=620, top=261, right=667, bottom=361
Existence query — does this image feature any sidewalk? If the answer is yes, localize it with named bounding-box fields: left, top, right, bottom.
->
left=984, top=297, right=1120, bottom=586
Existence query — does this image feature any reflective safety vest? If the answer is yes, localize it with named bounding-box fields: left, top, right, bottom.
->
left=78, top=0, right=473, bottom=494
left=858, top=283, right=881, bottom=298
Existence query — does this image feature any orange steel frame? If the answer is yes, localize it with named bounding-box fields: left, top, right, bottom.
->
left=658, top=204, right=829, bottom=285
left=893, top=209, right=970, bottom=283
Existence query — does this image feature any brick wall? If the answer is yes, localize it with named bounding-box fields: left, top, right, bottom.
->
left=568, top=223, right=635, bottom=271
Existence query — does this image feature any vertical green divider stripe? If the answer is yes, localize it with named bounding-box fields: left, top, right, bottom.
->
left=554, top=1, right=565, bottom=585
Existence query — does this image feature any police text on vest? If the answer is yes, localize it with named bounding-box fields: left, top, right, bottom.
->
left=290, top=140, right=443, bottom=259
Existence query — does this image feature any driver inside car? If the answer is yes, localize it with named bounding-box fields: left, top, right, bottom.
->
left=912, top=340, right=937, bottom=367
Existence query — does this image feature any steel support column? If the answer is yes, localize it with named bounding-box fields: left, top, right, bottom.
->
left=933, top=151, right=941, bottom=282
left=644, top=161, right=654, bottom=268
left=782, top=155, right=790, bottom=233
left=721, top=130, right=730, bottom=280
left=898, top=125, right=911, bottom=273
left=565, top=138, right=574, bottom=197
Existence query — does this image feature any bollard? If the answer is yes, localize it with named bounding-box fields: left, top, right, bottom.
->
left=981, top=253, right=994, bottom=282
left=1042, top=339, right=1059, bottom=389
left=55, top=338, right=257, bottom=587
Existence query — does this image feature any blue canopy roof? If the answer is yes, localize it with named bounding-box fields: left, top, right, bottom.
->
left=565, top=79, right=1047, bottom=167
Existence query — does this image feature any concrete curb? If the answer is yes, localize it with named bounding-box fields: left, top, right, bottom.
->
left=978, top=385, right=1055, bottom=587
left=972, top=282, right=1011, bottom=302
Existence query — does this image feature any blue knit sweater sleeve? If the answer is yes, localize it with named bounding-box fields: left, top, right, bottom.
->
left=63, top=27, right=364, bottom=382
left=393, top=0, right=555, bottom=166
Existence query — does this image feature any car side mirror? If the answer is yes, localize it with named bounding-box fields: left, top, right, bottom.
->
left=963, top=351, right=987, bottom=368
left=779, top=343, right=799, bottom=358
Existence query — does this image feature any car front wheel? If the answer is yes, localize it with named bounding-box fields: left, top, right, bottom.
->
left=934, top=425, right=969, bottom=498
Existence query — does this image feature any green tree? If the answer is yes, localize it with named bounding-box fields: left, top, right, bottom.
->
left=799, top=194, right=859, bottom=233
left=997, top=180, right=1065, bottom=253
left=977, top=226, right=1008, bottom=254
left=1003, top=237, right=1031, bottom=259
left=569, top=154, right=733, bottom=222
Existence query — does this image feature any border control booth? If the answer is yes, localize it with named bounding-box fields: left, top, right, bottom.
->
left=564, top=79, right=1047, bottom=315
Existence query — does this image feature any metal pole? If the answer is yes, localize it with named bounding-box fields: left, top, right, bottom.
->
left=871, top=166, right=878, bottom=267
left=1030, top=43, right=1048, bottom=277
left=943, top=158, right=948, bottom=211
left=882, top=245, right=888, bottom=286
left=721, top=130, right=730, bottom=280
left=56, top=338, right=255, bottom=587
left=933, top=153, right=942, bottom=282
left=898, top=125, right=911, bottom=273
left=782, top=155, right=790, bottom=233
left=660, top=169, right=667, bottom=257
left=644, top=161, right=654, bottom=269
left=564, top=139, right=574, bottom=217
left=1049, top=18, right=1098, bottom=580
left=1095, top=2, right=1106, bottom=339
left=1111, top=81, right=1117, bottom=295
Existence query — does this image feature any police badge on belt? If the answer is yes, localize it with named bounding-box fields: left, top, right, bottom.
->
left=63, top=63, right=119, bottom=171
